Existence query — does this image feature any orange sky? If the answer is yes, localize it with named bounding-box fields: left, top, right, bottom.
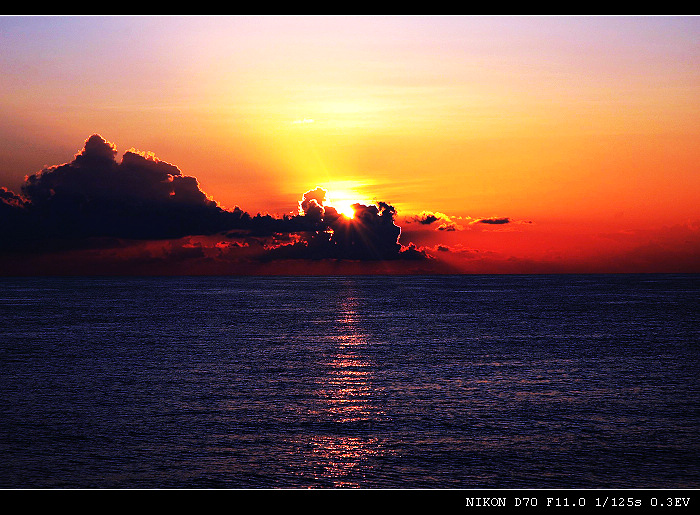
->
left=1, top=15, right=698, bottom=273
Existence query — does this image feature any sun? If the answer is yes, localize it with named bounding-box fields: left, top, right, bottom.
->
left=325, top=190, right=364, bottom=219
left=332, top=199, right=356, bottom=219
left=315, top=183, right=369, bottom=220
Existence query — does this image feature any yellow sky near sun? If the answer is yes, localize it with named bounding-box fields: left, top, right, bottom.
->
left=178, top=17, right=699, bottom=228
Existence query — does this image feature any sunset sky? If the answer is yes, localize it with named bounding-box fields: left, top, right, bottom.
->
left=1, top=15, right=698, bottom=274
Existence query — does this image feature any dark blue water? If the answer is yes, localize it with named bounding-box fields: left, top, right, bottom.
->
left=1, top=274, right=698, bottom=488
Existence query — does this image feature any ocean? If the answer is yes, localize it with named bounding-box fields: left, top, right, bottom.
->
left=1, top=274, right=698, bottom=489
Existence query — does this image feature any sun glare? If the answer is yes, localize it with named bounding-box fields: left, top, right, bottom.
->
left=304, top=182, right=373, bottom=220
left=334, top=200, right=356, bottom=219
left=326, top=191, right=362, bottom=219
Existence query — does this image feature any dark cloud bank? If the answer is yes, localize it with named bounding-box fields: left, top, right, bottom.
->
left=1, top=135, right=432, bottom=274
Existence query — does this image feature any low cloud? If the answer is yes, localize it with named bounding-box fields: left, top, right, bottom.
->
left=411, top=212, right=517, bottom=230
left=476, top=217, right=510, bottom=225
left=269, top=189, right=423, bottom=261
left=6, top=134, right=229, bottom=243
left=412, top=210, right=463, bottom=231
left=0, top=134, right=427, bottom=266
left=414, top=211, right=441, bottom=225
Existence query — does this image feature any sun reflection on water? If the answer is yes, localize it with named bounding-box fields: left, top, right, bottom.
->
left=306, top=285, right=384, bottom=487
left=307, top=434, right=381, bottom=488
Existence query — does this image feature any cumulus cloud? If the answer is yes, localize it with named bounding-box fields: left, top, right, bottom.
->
left=0, top=187, right=27, bottom=210
left=298, top=186, right=328, bottom=225
left=0, top=135, right=427, bottom=265
left=410, top=211, right=519, bottom=231
left=8, top=134, right=231, bottom=243
left=476, top=217, right=510, bottom=225
left=268, top=188, right=422, bottom=261
left=412, top=210, right=463, bottom=232
left=414, top=211, right=440, bottom=225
